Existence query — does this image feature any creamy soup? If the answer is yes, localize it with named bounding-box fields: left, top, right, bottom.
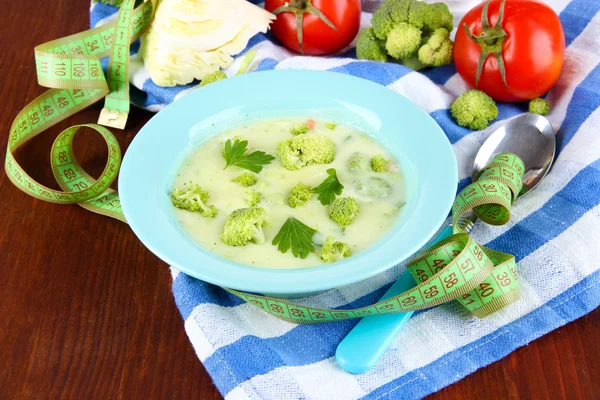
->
left=173, top=118, right=405, bottom=269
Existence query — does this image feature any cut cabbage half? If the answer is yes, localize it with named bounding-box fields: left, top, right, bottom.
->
left=140, top=0, right=274, bottom=87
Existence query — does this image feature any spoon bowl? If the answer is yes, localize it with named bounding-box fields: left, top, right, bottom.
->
left=473, top=113, right=555, bottom=195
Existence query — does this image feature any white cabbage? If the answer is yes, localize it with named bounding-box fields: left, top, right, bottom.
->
left=140, top=0, right=274, bottom=87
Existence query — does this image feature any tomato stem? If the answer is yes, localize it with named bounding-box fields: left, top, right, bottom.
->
left=464, top=0, right=509, bottom=87
left=271, top=0, right=338, bottom=54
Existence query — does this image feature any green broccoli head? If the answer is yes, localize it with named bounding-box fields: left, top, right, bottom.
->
left=363, top=0, right=454, bottom=66
left=199, top=70, right=227, bottom=87
left=320, top=236, right=351, bottom=263
left=288, top=182, right=314, bottom=208
left=529, top=98, right=550, bottom=116
left=232, top=171, right=257, bottom=187
left=221, top=207, right=269, bottom=246
left=418, top=28, right=453, bottom=67
left=371, top=154, right=391, bottom=172
left=329, top=197, right=360, bottom=227
left=290, top=123, right=310, bottom=135
left=170, top=182, right=218, bottom=217
left=356, top=28, right=388, bottom=62
left=422, top=2, right=454, bottom=32
left=244, top=190, right=261, bottom=207
left=277, top=134, right=336, bottom=171
left=386, top=22, right=422, bottom=59
left=451, top=90, right=499, bottom=131
left=356, top=177, right=392, bottom=199
left=347, top=153, right=370, bottom=174
left=325, top=122, right=337, bottom=130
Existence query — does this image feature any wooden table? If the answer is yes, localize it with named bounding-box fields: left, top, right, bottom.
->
left=1, top=1, right=598, bottom=398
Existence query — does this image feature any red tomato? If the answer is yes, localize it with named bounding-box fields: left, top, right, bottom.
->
left=265, top=0, right=361, bottom=56
left=454, top=0, right=565, bottom=102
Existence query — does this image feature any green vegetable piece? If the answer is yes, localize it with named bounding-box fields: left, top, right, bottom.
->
left=221, top=207, right=269, bottom=246
left=372, top=0, right=453, bottom=40
left=223, top=138, right=275, bottom=173
left=386, top=22, right=422, bottom=59
left=364, top=0, right=454, bottom=65
left=451, top=90, right=499, bottom=130
left=277, top=134, right=335, bottom=171
left=423, top=2, right=454, bottom=32
left=529, top=98, right=550, bottom=116
left=290, top=123, right=310, bottom=135
left=371, top=155, right=391, bottom=172
left=199, top=50, right=258, bottom=87
left=313, top=168, right=344, bottom=206
left=356, top=28, right=388, bottom=62
left=347, top=153, right=370, bottom=174
left=357, top=177, right=392, bottom=199
left=232, top=171, right=257, bottom=187
left=371, top=0, right=404, bottom=40
left=418, top=28, right=453, bottom=67
left=329, top=197, right=360, bottom=227
left=325, top=122, right=337, bottom=130
left=272, top=217, right=317, bottom=259
left=170, top=182, right=218, bottom=218
left=244, top=190, right=261, bottom=207
left=198, top=71, right=227, bottom=87
left=94, top=0, right=124, bottom=6
left=277, top=139, right=304, bottom=171
left=320, top=236, right=351, bottom=263
left=288, top=182, right=314, bottom=208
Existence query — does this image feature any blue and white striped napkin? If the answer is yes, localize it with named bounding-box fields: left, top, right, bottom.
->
left=92, top=1, right=600, bottom=398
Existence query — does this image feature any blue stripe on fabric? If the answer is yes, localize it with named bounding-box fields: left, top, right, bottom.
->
left=431, top=102, right=526, bottom=144
left=556, top=64, right=600, bottom=152
left=173, top=274, right=246, bottom=320
left=141, top=79, right=196, bottom=105
left=90, top=3, right=117, bottom=28
left=489, top=157, right=600, bottom=260
left=255, top=58, right=279, bottom=72
left=240, top=33, right=269, bottom=55
left=328, top=61, right=412, bottom=87
left=205, top=153, right=600, bottom=396
left=205, top=282, right=394, bottom=396
left=363, top=267, right=600, bottom=400
left=559, top=0, right=600, bottom=47
left=420, top=63, right=457, bottom=86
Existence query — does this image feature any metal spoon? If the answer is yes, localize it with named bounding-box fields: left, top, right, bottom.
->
left=336, top=113, right=556, bottom=374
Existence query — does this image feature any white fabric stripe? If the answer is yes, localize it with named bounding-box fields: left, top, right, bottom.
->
left=224, top=386, right=253, bottom=400
left=184, top=316, right=215, bottom=362
left=185, top=303, right=295, bottom=361
left=170, top=267, right=180, bottom=281
left=236, top=358, right=366, bottom=400
left=386, top=72, right=455, bottom=114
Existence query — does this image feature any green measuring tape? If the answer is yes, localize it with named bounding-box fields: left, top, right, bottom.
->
left=6, top=0, right=155, bottom=218
left=4, top=1, right=524, bottom=324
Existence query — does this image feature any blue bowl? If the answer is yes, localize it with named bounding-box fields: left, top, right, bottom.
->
left=119, top=70, right=457, bottom=296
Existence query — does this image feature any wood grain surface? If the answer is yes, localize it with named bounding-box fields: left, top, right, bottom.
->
left=0, top=1, right=598, bottom=399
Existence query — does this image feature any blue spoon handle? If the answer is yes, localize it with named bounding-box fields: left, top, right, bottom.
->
left=335, top=225, right=455, bottom=374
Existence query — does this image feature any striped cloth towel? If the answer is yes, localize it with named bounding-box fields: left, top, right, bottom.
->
left=92, top=1, right=600, bottom=398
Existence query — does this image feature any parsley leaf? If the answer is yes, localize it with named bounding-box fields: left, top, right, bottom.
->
left=272, top=217, right=317, bottom=259
left=223, top=139, right=275, bottom=173
left=313, top=168, right=344, bottom=206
